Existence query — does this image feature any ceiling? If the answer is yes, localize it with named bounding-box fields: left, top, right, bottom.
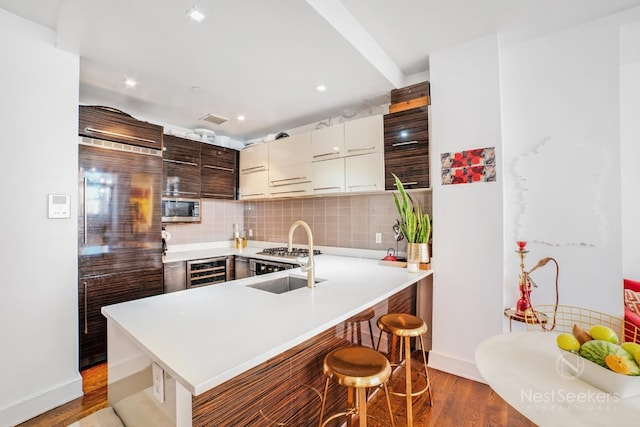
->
left=2, top=0, right=640, bottom=142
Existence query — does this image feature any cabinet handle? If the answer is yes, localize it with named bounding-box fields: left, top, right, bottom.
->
left=393, top=181, right=418, bottom=187
left=83, top=177, right=87, bottom=245
left=165, top=190, right=198, bottom=195
left=349, top=184, right=377, bottom=189
left=241, top=165, right=266, bottom=173
left=392, top=140, right=419, bottom=147
left=313, top=186, right=340, bottom=191
left=270, top=176, right=306, bottom=184
left=83, top=281, right=88, bottom=335
left=313, top=152, right=338, bottom=158
left=270, top=189, right=307, bottom=195
left=347, top=146, right=375, bottom=153
left=85, top=127, right=157, bottom=144
left=204, top=165, right=235, bottom=172
left=203, top=193, right=234, bottom=198
left=163, top=159, right=198, bottom=166
left=241, top=193, right=266, bottom=197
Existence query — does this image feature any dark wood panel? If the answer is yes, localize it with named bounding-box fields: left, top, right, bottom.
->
left=191, top=285, right=416, bottom=426
left=79, top=105, right=163, bottom=150
left=384, top=108, right=430, bottom=189
left=163, top=135, right=201, bottom=164
left=200, top=143, right=238, bottom=199
left=390, top=81, right=430, bottom=104
left=163, top=161, right=201, bottom=198
left=79, top=270, right=163, bottom=369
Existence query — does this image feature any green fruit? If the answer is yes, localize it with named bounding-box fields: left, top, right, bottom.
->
left=621, top=342, right=640, bottom=357
left=580, top=340, right=640, bottom=375
left=635, top=350, right=640, bottom=366
left=589, top=325, right=619, bottom=344
left=557, top=333, right=580, bottom=352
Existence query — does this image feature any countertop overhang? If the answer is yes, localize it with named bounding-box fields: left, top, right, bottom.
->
left=102, top=249, right=431, bottom=396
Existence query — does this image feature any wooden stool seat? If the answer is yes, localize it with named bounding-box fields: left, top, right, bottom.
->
left=343, top=308, right=376, bottom=347
left=377, top=313, right=433, bottom=427
left=319, top=346, right=395, bottom=427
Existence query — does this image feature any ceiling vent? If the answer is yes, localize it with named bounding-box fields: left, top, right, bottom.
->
left=199, top=113, right=229, bottom=125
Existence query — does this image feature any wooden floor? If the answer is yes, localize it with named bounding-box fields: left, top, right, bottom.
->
left=17, top=358, right=536, bottom=427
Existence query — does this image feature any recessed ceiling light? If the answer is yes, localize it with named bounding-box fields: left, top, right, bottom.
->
left=316, top=84, right=327, bottom=92
left=123, top=78, right=138, bottom=87
left=187, top=6, right=205, bottom=22
left=237, top=115, right=246, bottom=121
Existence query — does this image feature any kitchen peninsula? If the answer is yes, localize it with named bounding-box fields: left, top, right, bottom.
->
left=102, top=246, right=432, bottom=426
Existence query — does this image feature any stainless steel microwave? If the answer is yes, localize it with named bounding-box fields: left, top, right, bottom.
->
left=161, top=197, right=201, bottom=223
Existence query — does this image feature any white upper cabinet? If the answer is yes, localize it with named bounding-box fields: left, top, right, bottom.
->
left=312, top=158, right=345, bottom=194
left=239, top=143, right=268, bottom=174
left=344, top=115, right=383, bottom=156
left=311, top=123, right=345, bottom=160
left=345, top=152, right=384, bottom=193
left=239, top=143, right=269, bottom=199
left=268, top=132, right=311, bottom=168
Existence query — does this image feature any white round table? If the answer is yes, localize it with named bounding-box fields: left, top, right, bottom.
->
left=475, top=332, right=640, bottom=425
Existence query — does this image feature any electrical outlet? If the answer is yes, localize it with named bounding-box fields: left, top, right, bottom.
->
left=249, top=229, right=253, bottom=238
left=375, top=232, right=382, bottom=244
left=152, top=362, right=165, bottom=403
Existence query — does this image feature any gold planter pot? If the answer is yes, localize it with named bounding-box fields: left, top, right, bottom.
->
left=406, top=243, right=429, bottom=272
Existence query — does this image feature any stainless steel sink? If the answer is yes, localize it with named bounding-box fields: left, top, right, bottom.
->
left=246, top=275, right=325, bottom=294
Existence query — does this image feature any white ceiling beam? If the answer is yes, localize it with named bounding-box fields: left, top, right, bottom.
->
left=305, top=0, right=406, bottom=88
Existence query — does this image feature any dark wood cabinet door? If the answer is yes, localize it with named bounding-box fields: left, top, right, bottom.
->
left=384, top=108, right=429, bottom=190
left=79, top=105, right=163, bottom=150
left=162, top=135, right=202, bottom=198
left=79, top=269, right=163, bottom=369
left=200, top=144, right=238, bottom=199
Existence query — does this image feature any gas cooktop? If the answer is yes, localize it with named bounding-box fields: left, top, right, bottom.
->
left=257, top=247, right=322, bottom=258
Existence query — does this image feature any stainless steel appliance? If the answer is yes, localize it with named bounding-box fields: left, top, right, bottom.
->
left=234, top=256, right=250, bottom=280
left=78, top=136, right=163, bottom=369
left=161, top=197, right=201, bottom=223
left=256, top=247, right=322, bottom=258
left=187, top=256, right=229, bottom=288
left=250, top=258, right=296, bottom=276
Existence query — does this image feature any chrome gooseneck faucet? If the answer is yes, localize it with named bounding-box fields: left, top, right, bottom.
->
left=287, top=220, right=315, bottom=288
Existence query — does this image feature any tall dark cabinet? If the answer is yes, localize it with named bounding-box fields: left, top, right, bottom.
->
left=383, top=81, right=430, bottom=190
left=78, top=106, right=164, bottom=369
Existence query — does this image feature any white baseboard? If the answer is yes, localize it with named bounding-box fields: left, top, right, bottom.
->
left=1, top=374, right=83, bottom=427
left=427, top=350, right=485, bottom=384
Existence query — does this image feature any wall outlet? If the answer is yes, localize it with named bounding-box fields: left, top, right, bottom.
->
left=249, top=229, right=253, bottom=238
left=375, top=232, right=382, bottom=244
left=152, top=362, right=165, bottom=403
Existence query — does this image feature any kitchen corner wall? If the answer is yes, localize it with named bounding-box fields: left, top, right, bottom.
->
left=165, top=192, right=432, bottom=252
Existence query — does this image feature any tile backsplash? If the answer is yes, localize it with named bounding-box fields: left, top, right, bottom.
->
left=165, top=191, right=432, bottom=253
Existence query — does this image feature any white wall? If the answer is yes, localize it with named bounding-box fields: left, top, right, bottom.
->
left=621, top=22, right=640, bottom=280
left=0, top=9, right=81, bottom=426
left=428, top=34, right=504, bottom=381
left=429, top=10, right=640, bottom=382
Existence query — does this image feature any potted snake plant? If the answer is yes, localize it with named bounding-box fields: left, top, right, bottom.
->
left=392, top=173, right=431, bottom=270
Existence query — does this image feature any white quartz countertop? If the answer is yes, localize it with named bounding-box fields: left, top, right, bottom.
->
left=102, top=252, right=431, bottom=396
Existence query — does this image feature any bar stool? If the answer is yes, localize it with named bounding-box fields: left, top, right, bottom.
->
left=318, top=346, right=395, bottom=427
left=376, top=313, right=433, bottom=427
left=342, top=308, right=376, bottom=347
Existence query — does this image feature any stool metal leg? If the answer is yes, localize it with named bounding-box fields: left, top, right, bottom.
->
left=404, top=336, right=413, bottom=426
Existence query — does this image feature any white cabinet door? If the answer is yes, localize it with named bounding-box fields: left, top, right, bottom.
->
left=311, top=123, right=344, bottom=160
left=239, top=170, right=268, bottom=199
left=239, top=143, right=269, bottom=199
left=269, top=132, right=311, bottom=168
left=269, top=163, right=312, bottom=197
left=345, top=152, right=384, bottom=193
left=312, top=158, right=345, bottom=194
left=344, top=115, right=382, bottom=157
left=239, top=143, right=268, bottom=173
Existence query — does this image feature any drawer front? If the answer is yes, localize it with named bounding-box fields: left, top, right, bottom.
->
left=384, top=155, right=430, bottom=190
left=79, top=105, right=163, bottom=150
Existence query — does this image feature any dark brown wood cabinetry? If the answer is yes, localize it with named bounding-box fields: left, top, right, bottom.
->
left=162, top=135, right=201, bottom=198
left=383, top=107, right=429, bottom=189
left=79, top=270, right=163, bottom=367
left=200, top=143, right=238, bottom=199
left=79, top=105, right=163, bottom=150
